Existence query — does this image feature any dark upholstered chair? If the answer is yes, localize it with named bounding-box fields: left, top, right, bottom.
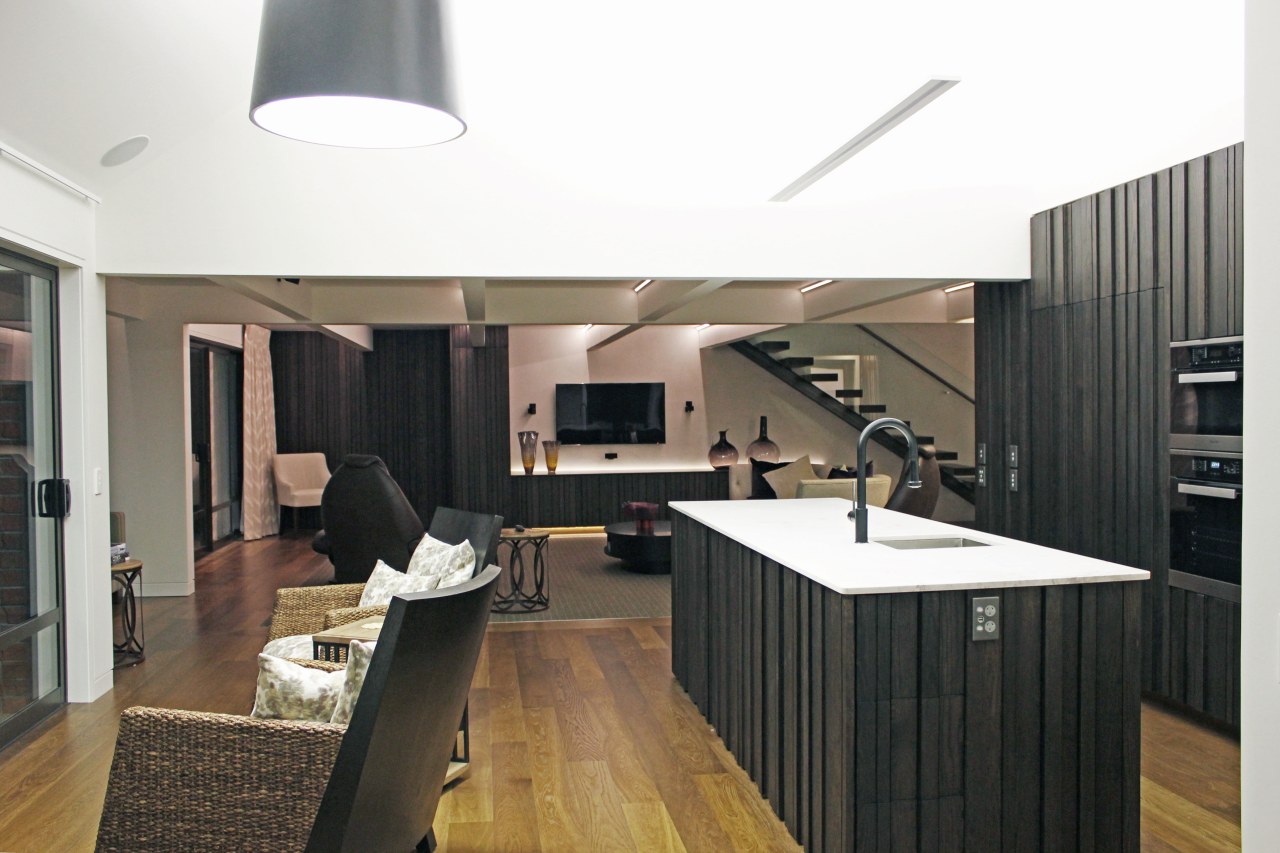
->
left=269, top=507, right=504, bottom=642
left=885, top=443, right=941, bottom=519
left=315, top=455, right=426, bottom=584
left=95, top=565, right=501, bottom=853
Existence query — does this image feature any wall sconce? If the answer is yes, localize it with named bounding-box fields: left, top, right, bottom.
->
left=527, top=403, right=537, bottom=415
left=685, top=400, right=695, bottom=413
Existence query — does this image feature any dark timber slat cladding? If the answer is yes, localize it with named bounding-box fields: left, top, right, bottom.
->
left=449, top=325, right=512, bottom=518
left=271, top=331, right=371, bottom=472
left=976, top=143, right=1240, bottom=724
left=1164, top=585, right=1242, bottom=727
left=505, top=469, right=728, bottom=528
left=365, top=331, right=453, bottom=522
left=671, top=518, right=1143, bottom=852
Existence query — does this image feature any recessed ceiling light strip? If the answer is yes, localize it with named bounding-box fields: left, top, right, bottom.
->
left=633, top=279, right=653, bottom=293
left=800, top=279, right=834, bottom=293
left=695, top=323, right=711, bottom=331
left=769, top=77, right=960, bottom=203
left=944, top=281, right=975, bottom=293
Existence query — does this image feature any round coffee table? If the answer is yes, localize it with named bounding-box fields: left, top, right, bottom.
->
left=604, top=520, right=672, bottom=574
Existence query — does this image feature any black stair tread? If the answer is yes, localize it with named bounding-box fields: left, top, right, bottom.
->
left=756, top=341, right=790, bottom=353
left=940, top=462, right=977, bottom=474
left=835, top=389, right=863, bottom=398
left=934, top=450, right=960, bottom=461
left=778, top=356, right=814, bottom=367
left=802, top=372, right=840, bottom=382
left=950, top=474, right=977, bottom=483
left=859, top=404, right=888, bottom=413
left=914, top=435, right=936, bottom=445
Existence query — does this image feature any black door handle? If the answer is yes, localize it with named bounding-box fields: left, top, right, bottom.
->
left=36, top=479, right=71, bottom=518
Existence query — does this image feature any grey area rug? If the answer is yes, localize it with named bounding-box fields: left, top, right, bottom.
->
left=488, top=533, right=672, bottom=623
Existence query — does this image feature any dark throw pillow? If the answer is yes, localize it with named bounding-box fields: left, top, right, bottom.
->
left=750, top=458, right=791, bottom=499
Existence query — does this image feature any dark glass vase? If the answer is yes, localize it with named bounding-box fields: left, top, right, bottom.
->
left=707, top=430, right=739, bottom=468
left=745, top=416, right=780, bottom=462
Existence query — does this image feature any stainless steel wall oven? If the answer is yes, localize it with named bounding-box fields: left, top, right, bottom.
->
left=1169, top=336, right=1243, bottom=453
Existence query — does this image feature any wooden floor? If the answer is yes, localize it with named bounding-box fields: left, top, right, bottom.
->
left=0, top=533, right=1242, bottom=852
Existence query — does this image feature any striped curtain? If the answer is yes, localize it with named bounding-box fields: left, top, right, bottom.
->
left=241, top=325, right=279, bottom=540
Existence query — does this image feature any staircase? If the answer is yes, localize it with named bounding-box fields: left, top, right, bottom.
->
left=728, top=338, right=975, bottom=504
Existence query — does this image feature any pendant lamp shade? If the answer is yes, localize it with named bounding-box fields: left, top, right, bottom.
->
left=250, top=0, right=465, bottom=148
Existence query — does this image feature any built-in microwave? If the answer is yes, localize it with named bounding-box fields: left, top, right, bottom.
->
left=1170, top=336, right=1243, bottom=453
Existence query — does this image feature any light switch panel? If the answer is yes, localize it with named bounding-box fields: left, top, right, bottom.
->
left=976, top=465, right=987, bottom=487
left=977, top=443, right=987, bottom=464
left=1009, top=469, right=1019, bottom=492
left=1008, top=444, right=1019, bottom=468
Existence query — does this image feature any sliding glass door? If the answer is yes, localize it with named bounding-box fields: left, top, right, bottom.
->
left=0, top=248, right=63, bottom=751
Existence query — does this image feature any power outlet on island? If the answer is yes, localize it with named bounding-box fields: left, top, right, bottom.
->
left=972, top=595, right=1000, bottom=641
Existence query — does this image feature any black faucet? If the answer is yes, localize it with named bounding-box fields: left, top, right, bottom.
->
left=854, top=417, right=922, bottom=543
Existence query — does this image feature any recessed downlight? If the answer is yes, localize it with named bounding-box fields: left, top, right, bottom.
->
left=800, top=279, right=834, bottom=293
left=100, top=135, right=150, bottom=167
left=583, top=323, right=594, bottom=330
left=944, top=281, right=975, bottom=293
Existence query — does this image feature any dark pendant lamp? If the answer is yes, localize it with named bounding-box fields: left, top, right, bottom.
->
left=250, top=0, right=465, bottom=148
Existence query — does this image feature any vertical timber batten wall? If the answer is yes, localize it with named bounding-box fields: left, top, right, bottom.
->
left=672, top=515, right=1142, bottom=852
left=975, top=143, right=1242, bottom=723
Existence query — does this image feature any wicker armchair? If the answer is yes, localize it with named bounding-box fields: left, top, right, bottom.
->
left=267, top=507, right=503, bottom=642
left=96, top=566, right=501, bottom=853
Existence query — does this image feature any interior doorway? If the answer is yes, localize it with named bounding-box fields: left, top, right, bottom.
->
left=190, top=340, right=243, bottom=559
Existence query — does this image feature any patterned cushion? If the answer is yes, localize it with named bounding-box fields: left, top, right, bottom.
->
left=330, top=639, right=377, bottom=725
left=406, top=534, right=476, bottom=588
left=262, top=633, right=315, bottom=660
left=250, top=654, right=345, bottom=721
left=358, top=561, right=440, bottom=607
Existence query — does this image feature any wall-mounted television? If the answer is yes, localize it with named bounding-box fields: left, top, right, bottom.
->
left=555, top=382, right=666, bottom=445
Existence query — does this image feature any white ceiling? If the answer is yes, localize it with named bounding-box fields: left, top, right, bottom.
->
left=0, top=0, right=1245, bottom=292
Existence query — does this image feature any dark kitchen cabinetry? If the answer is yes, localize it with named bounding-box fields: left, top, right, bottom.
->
left=976, top=142, right=1243, bottom=729
left=1165, top=585, right=1240, bottom=727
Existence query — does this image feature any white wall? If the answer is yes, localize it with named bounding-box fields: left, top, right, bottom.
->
left=508, top=324, right=971, bottom=521
left=508, top=325, right=712, bottom=473
left=752, top=324, right=977, bottom=467
left=0, top=153, right=113, bottom=703
left=1242, top=0, right=1279, bottom=844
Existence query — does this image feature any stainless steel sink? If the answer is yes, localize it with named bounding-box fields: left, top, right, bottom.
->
left=873, top=536, right=991, bottom=550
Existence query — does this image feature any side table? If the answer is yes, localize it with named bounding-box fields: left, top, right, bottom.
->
left=604, top=520, right=672, bottom=574
left=492, top=528, right=551, bottom=613
left=111, top=559, right=145, bottom=667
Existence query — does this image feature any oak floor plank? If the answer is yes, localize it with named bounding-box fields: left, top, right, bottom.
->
left=1140, top=778, right=1241, bottom=852
left=565, top=759, right=640, bottom=852
left=524, top=705, right=594, bottom=851
left=622, top=802, right=689, bottom=853
left=695, top=772, right=803, bottom=853
left=0, top=533, right=1248, bottom=853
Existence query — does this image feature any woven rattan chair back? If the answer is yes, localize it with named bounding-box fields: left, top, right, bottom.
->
left=306, top=564, right=500, bottom=853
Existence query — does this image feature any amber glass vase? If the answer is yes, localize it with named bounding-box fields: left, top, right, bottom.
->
left=542, top=440, right=561, bottom=474
left=517, top=430, right=539, bottom=475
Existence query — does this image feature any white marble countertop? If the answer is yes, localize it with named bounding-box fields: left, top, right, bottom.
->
left=669, top=498, right=1150, bottom=595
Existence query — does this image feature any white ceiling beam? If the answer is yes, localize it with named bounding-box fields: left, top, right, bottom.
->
left=803, top=279, right=949, bottom=322
left=206, top=275, right=314, bottom=321
left=460, top=277, right=487, bottom=346
left=587, top=324, right=644, bottom=351
left=638, top=278, right=734, bottom=322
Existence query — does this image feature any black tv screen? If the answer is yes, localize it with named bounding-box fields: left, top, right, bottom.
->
left=555, top=382, right=666, bottom=445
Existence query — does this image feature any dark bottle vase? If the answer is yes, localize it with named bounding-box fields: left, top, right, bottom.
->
left=745, top=416, right=780, bottom=462
left=707, top=430, right=739, bottom=468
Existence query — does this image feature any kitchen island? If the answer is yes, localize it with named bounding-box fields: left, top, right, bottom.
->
left=669, top=498, right=1149, bottom=853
